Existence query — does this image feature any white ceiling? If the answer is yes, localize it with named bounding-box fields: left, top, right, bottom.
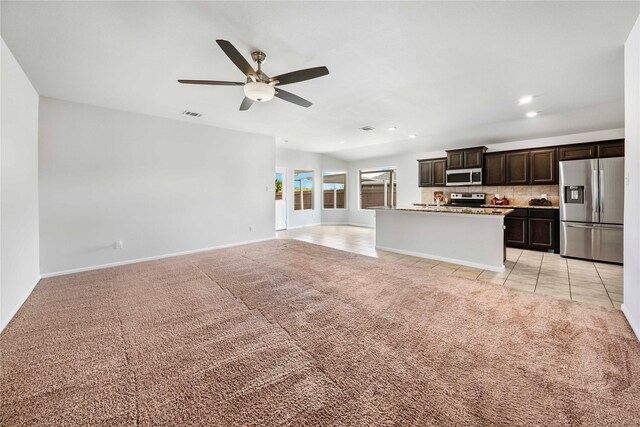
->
left=2, top=1, right=638, bottom=161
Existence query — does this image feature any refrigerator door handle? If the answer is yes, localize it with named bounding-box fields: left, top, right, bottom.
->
left=592, top=170, right=599, bottom=222
left=566, top=223, right=622, bottom=231
left=599, top=169, right=605, bottom=216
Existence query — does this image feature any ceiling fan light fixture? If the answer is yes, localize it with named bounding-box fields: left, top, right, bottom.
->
left=244, top=82, right=275, bottom=102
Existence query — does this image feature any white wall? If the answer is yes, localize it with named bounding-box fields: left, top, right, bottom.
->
left=39, top=97, right=275, bottom=275
left=1, top=38, right=40, bottom=330
left=346, top=128, right=625, bottom=228
left=623, top=15, right=640, bottom=340
left=275, top=147, right=348, bottom=228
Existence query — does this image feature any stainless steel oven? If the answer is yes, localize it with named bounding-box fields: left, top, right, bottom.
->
left=445, top=168, right=482, bottom=186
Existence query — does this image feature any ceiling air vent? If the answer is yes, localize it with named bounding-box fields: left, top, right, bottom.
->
left=359, top=125, right=375, bottom=131
left=182, top=110, right=203, bottom=117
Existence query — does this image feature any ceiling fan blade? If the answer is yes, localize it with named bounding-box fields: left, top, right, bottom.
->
left=178, top=79, right=244, bottom=86
left=274, top=88, right=312, bottom=108
left=216, top=39, right=256, bottom=78
left=271, top=66, right=329, bottom=86
left=239, top=97, right=254, bottom=111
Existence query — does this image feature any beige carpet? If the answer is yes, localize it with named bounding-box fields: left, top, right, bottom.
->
left=1, top=239, right=639, bottom=426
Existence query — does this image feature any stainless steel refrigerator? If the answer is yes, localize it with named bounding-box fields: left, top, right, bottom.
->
left=559, top=157, right=624, bottom=263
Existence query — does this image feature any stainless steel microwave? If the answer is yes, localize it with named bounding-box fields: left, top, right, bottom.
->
left=445, top=168, right=483, bottom=186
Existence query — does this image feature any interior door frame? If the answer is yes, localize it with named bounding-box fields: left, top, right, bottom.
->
left=276, top=167, right=288, bottom=230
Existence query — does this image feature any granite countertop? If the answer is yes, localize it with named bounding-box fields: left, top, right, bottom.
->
left=480, top=204, right=559, bottom=210
left=376, top=206, right=514, bottom=216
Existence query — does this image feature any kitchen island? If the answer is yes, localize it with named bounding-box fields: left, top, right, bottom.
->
left=375, top=206, right=513, bottom=272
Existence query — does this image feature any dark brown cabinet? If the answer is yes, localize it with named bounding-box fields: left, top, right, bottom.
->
left=505, top=208, right=559, bottom=253
left=432, top=159, right=446, bottom=186
left=484, top=153, right=506, bottom=185
left=529, top=148, right=557, bottom=184
left=557, top=140, right=624, bottom=161
left=505, top=152, right=529, bottom=185
left=529, top=218, right=555, bottom=250
left=418, top=158, right=446, bottom=187
left=447, top=151, right=464, bottom=170
left=558, top=144, right=597, bottom=161
left=419, top=160, right=432, bottom=187
left=446, top=146, right=486, bottom=170
left=505, top=217, right=528, bottom=247
left=597, top=141, right=624, bottom=158
left=485, top=148, right=557, bottom=185
left=464, top=147, right=484, bottom=169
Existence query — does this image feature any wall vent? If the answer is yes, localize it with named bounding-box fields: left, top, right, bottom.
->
left=182, top=110, right=203, bottom=117
left=359, top=125, right=375, bottom=131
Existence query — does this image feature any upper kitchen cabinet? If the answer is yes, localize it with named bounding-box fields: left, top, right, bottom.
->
left=419, top=160, right=433, bottom=187
left=558, top=144, right=597, bottom=161
left=418, top=158, right=446, bottom=187
left=529, top=148, right=557, bottom=184
left=463, top=147, right=485, bottom=168
left=597, top=140, right=624, bottom=158
left=505, top=151, right=529, bottom=185
left=432, top=159, right=446, bottom=186
left=446, top=151, right=464, bottom=170
left=483, top=152, right=506, bottom=185
left=446, top=146, right=486, bottom=170
left=558, top=140, right=624, bottom=161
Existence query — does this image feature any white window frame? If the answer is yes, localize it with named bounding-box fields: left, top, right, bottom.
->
left=358, top=167, right=397, bottom=210
left=322, top=171, right=347, bottom=210
left=293, top=169, right=315, bottom=211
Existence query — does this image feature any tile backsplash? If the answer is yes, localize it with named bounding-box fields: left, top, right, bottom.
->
left=421, top=185, right=560, bottom=206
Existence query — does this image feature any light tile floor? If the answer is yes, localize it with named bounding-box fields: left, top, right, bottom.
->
left=277, top=225, right=623, bottom=309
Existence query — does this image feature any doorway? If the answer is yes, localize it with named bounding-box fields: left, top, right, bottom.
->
left=275, top=167, right=287, bottom=230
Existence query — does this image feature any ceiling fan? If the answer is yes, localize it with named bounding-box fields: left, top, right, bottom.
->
left=178, top=39, right=329, bottom=111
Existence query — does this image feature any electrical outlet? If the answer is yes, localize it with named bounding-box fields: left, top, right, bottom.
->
left=541, top=193, right=547, bottom=199
left=114, top=240, right=123, bottom=249
left=626, top=172, right=630, bottom=186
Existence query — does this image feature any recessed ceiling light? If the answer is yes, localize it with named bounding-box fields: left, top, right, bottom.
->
left=409, top=134, right=417, bottom=139
left=526, top=111, right=538, bottom=118
left=518, top=95, right=534, bottom=105
left=339, top=141, right=345, bottom=144
left=388, top=126, right=397, bottom=131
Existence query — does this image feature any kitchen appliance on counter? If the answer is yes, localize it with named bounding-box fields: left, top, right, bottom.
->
left=445, top=168, right=482, bottom=186
left=559, top=157, right=624, bottom=263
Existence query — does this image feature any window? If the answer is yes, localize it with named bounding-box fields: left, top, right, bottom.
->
left=294, top=170, right=314, bottom=210
left=323, top=172, right=346, bottom=209
left=359, top=168, right=397, bottom=209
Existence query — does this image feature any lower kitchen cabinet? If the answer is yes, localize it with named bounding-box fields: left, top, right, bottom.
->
left=529, top=218, right=555, bottom=250
left=505, top=208, right=559, bottom=253
left=505, top=217, right=528, bottom=247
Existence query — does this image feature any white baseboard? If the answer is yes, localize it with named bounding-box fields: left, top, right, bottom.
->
left=285, top=223, right=321, bottom=230
left=1, top=274, right=41, bottom=333
left=348, top=222, right=375, bottom=229
left=621, top=303, right=640, bottom=341
left=288, top=222, right=375, bottom=229
left=40, top=237, right=276, bottom=279
left=375, top=245, right=505, bottom=272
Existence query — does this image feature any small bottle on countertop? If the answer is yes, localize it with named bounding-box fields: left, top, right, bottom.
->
left=501, top=195, right=509, bottom=205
